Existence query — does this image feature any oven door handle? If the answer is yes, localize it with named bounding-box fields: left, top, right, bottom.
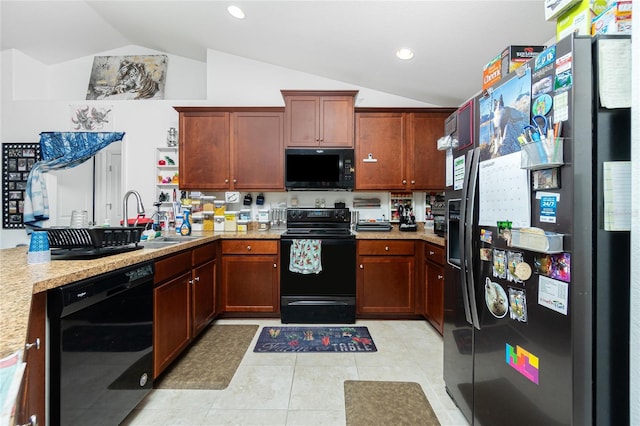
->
left=287, top=300, right=351, bottom=306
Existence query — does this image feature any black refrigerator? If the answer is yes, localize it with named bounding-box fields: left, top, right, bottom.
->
left=443, top=34, right=631, bottom=426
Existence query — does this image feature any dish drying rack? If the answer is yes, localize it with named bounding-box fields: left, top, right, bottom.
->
left=44, top=227, right=145, bottom=249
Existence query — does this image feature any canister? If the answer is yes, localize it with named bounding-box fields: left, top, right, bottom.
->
left=214, top=200, right=226, bottom=216
left=224, top=211, right=238, bottom=232
left=214, top=215, right=225, bottom=232
left=237, top=219, right=249, bottom=232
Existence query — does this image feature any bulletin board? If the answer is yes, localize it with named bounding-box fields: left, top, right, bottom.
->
left=2, top=143, right=41, bottom=228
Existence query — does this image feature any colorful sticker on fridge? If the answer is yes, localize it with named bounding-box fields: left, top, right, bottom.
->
left=538, top=275, right=569, bottom=315
left=485, top=278, right=508, bottom=318
left=508, top=287, right=528, bottom=322
left=539, top=195, right=557, bottom=223
left=534, top=45, right=556, bottom=71
left=493, top=249, right=507, bottom=279
left=534, top=253, right=571, bottom=282
left=506, top=343, right=539, bottom=385
left=480, top=228, right=493, bottom=243
left=480, top=248, right=493, bottom=261
left=507, top=251, right=524, bottom=283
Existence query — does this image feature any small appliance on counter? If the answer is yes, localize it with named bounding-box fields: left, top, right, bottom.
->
left=398, top=204, right=417, bottom=232
left=355, top=220, right=392, bottom=232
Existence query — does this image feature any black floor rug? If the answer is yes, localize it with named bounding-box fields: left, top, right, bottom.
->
left=253, top=326, right=377, bottom=353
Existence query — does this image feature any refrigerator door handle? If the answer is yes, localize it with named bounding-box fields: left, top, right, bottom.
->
left=458, top=149, right=474, bottom=325
left=465, top=147, right=481, bottom=330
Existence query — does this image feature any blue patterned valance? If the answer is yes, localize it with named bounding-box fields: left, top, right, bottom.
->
left=23, top=132, right=125, bottom=229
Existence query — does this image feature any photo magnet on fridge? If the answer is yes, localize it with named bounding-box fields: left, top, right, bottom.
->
left=509, top=287, right=528, bottom=322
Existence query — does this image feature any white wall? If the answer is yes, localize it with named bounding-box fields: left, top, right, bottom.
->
left=629, top=9, right=639, bottom=425
left=1, top=45, right=435, bottom=248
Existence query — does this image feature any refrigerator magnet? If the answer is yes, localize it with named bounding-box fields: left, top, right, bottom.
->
left=485, top=278, right=508, bottom=318
left=514, top=262, right=533, bottom=281
left=539, top=195, right=558, bottom=223
left=480, top=248, right=492, bottom=261
left=493, top=249, right=507, bottom=279
left=507, top=251, right=524, bottom=283
left=508, top=287, right=528, bottom=322
left=480, top=228, right=493, bottom=243
left=538, top=275, right=569, bottom=316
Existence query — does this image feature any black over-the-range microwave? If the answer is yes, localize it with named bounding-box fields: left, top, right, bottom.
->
left=284, top=148, right=355, bottom=190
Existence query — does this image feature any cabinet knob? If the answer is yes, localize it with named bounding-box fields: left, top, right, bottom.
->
left=233, top=179, right=237, bottom=183
left=17, top=414, right=37, bottom=426
left=438, top=275, right=443, bottom=280
left=429, top=251, right=435, bottom=255
left=273, top=263, right=277, bottom=268
left=359, top=264, right=364, bottom=269
left=194, top=276, right=200, bottom=282
left=246, top=245, right=251, bottom=251
left=25, top=338, right=40, bottom=351
left=225, top=179, right=229, bottom=183
left=402, top=179, right=407, bottom=185
left=385, top=246, right=389, bottom=251
left=411, top=180, right=416, bottom=184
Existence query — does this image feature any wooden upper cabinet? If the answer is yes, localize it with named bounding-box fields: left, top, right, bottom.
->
left=355, top=108, right=454, bottom=191
left=407, top=112, right=450, bottom=190
left=175, top=107, right=284, bottom=191
left=177, top=109, right=230, bottom=190
left=282, top=90, right=357, bottom=148
left=231, top=111, right=284, bottom=190
left=355, top=112, right=406, bottom=190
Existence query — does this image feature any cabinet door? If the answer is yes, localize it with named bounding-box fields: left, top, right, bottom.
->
left=179, top=112, right=230, bottom=189
left=153, top=272, right=191, bottom=378
left=221, top=255, right=279, bottom=313
left=284, top=96, right=319, bottom=147
left=232, top=111, right=284, bottom=190
left=407, top=112, right=449, bottom=190
left=355, top=112, right=407, bottom=190
left=16, top=292, right=46, bottom=426
left=191, top=259, right=216, bottom=338
left=357, top=255, right=415, bottom=314
left=319, top=96, right=354, bottom=147
left=426, top=261, right=445, bottom=335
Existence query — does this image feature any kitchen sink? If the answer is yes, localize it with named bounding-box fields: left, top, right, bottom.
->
left=140, top=235, right=202, bottom=248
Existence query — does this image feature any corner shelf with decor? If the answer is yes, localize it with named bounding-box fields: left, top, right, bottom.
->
left=156, top=147, right=179, bottom=207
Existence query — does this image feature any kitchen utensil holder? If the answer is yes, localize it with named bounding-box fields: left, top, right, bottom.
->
left=44, top=227, right=145, bottom=249
left=520, top=138, right=563, bottom=170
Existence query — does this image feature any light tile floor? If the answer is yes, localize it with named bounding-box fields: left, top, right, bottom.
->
left=122, top=318, right=469, bottom=426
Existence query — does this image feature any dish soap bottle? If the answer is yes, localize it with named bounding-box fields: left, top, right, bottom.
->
left=180, top=209, right=192, bottom=236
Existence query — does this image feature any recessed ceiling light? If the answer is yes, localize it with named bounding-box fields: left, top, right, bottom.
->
left=396, top=48, right=414, bottom=60
left=227, top=5, right=245, bottom=19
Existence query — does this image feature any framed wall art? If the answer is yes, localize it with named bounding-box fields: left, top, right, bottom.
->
left=86, top=54, right=168, bottom=101
left=2, top=143, right=41, bottom=228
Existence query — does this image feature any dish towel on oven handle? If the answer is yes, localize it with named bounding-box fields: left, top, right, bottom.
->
left=289, top=239, right=322, bottom=274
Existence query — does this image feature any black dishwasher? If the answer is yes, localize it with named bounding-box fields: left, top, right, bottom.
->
left=48, top=262, right=154, bottom=426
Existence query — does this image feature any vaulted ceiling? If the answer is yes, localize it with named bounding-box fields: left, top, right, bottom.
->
left=1, top=1, right=556, bottom=106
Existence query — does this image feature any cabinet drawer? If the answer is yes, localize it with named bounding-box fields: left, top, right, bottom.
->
left=425, top=243, right=444, bottom=265
left=193, top=242, right=216, bottom=265
left=358, top=240, right=415, bottom=256
left=222, top=240, right=278, bottom=255
left=155, top=250, right=192, bottom=283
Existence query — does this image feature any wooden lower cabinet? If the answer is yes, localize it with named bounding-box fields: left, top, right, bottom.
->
left=16, top=291, right=46, bottom=426
left=425, top=242, right=445, bottom=334
left=221, top=240, right=279, bottom=313
left=153, top=243, right=217, bottom=378
left=357, top=240, right=416, bottom=315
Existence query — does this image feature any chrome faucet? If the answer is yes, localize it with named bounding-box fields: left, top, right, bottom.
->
left=122, top=190, right=145, bottom=227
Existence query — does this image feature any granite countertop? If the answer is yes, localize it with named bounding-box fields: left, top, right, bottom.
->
left=0, top=227, right=443, bottom=358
